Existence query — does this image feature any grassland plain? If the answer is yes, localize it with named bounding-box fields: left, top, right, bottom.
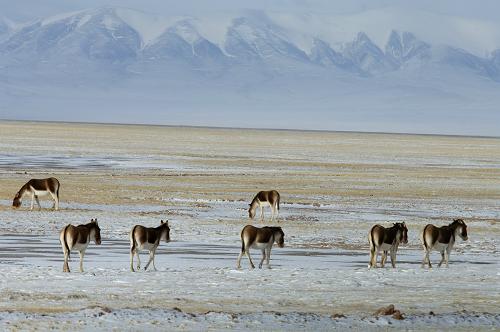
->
left=0, top=120, right=499, bottom=330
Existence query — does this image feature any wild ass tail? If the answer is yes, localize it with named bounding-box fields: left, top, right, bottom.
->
left=61, top=225, right=70, bottom=259
left=240, top=231, right=246, bottom=254
left=368, top=226, right=375, bottom=252
left=130, top=225, right=138, bottom=252
left=421, top=225, right=429, bottom=249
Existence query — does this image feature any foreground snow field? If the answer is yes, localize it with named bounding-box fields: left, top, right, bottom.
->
left=0, top=121, right=499, bottom=330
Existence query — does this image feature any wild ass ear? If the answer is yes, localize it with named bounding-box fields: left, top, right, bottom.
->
left=161, top=220, right=164, bottom=224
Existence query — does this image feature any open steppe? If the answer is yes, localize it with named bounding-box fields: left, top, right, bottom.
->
left=0, top=121, right=499, bottom=330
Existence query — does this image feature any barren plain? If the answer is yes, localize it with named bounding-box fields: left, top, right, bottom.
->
left=0, top=121, right=499, bottom=330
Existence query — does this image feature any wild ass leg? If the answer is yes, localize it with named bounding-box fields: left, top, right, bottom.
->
left=49, top=191, right=59, bottom=210
left=130, top=247, right=135, bottom=272
left=438, top=250, right=445, bottom=267
left=237, top=250, right=244, bottom=269
left=266, top=247, right=271, bottom=268
left=270, top=203, right=276, bottom=222
left=368, top=246, right=376, bottom=268
left=135, top=249, right=141, bottom=270
left=63, top=249, right=70, bottom=272
left=144, top=248, right=157, bottom=271
left=445, top=248, right=451, bottom=268
left=421, top=247, right=428, bottom=268
left=390, top=249, right=397, bottom=268
left=259, top=205, right=264, bottom=222
left=381, top=251, right=388, bottom=268
left=369, top=248, right=377, bottom=268
left=245, top=248, right=255, bottom=269
left=259, top=249, right=266, bottom=269
left=30, top=193, right=35, bottom=210
left=274, top=202, right=279, bottom=222
left=35, top=195, right=42, bottom=210
left=79, top=249, right=86, bottom=272
left=422, top=246, right=432, bottom=268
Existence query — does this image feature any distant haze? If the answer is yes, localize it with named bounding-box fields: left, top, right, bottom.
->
left=1, top=1, right=499, bottom=136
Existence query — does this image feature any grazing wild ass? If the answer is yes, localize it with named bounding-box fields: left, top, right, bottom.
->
left=237, top=225, right=284, bottom=269
left=13, top=177, right=60, bottom=211
left=368, top=222, right=408, bottom=268
left=130, top=220, right=170, bottom=272
left=248, top=190, right=280, bottom=222
left=59, top=219, right=101, bottom=272
left=421, top=219, right=468, bottom=268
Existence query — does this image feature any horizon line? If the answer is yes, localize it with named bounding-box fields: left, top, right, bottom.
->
left=1, top=118, right=499, bottom=140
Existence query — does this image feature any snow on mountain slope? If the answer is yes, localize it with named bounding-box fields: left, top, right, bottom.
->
left=0, top=7, right=141, bottom=64
left=0, top=7, right=499, bottom=135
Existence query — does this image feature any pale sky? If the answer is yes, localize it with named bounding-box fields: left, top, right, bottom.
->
left=2, top=0, right=500, bottom=21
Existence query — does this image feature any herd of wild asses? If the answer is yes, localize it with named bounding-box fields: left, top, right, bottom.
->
left=10, top=177, right=469, bottom=272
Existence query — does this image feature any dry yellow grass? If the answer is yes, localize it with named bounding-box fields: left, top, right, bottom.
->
left=1, top=120, right=499, bottom=208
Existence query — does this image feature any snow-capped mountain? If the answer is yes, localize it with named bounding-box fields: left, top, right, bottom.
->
left=385, top=31, right=431, bottom=65
left=0, top=7, right=499, bottom=135
left=224, top=14, right=309, bottom=64
left=143, top=19, right=225, bottom=66
left=1, top=7, right=500, bottom=77
left=0, top=8, right=141, bottom=64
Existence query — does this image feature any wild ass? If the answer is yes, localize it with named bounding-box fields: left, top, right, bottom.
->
left=236, top=225, right=284, bottom=269
left=59, top=218, right=101, bottom=272
left=421, top=219, right=468, bottom=268
left=13, top=177, right=60, bottom=211
left=368, top=222, right=408, bottom=268
left=248, top=190, right=280, bottom=222
left=130, top=220, right=170, bottom=272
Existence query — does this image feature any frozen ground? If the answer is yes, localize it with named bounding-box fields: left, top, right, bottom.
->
left=0, top=121, right=499, bottom=330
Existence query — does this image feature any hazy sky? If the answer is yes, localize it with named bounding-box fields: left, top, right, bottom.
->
left=2, top=0, right=500, bottom=21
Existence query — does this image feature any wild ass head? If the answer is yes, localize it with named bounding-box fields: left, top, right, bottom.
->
left=274, top=227, right=285, bottom=248
left=452, top=218, right=468, bottom=241
left=90, top=218, right=102, bottom=245
left=160, top=220, right=171, bottom=243
left=248, top=203, right=256, bottom=219
left=394, top=222, right=408, bottom=244
left=12, top=192, right=22, bottom=208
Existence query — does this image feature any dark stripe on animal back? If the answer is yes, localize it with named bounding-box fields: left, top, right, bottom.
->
left=76, top=226, right=90, bottom=244
left=383, top=226, right=397, bottom=245
left=147, top=229, right=159, bottom=244
left=437, top=227, right=453, bottom=244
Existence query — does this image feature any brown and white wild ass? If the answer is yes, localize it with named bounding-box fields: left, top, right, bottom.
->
left=368, top=222, right=408, bottom=268
left=130, top=220, right=171, bottom=272
left=421, top=218, right=468, bottom=268
left=236, top=225, right=284, bottom=269
left=59, top=218, right=101, bottom=272
left=13, top=177, right=60, bottom=211
left=248, top=190, right=280, bottom=222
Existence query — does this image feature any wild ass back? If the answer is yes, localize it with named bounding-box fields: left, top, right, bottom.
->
left=421, top=219, right=468, bottom=268
left=368, top=222, right=408, bottom=268
left=248, top=190, right=280, bottom=222
left=59, top=218, right=101, bottom=273
left=130, top=220, right=171, bottom=272
left=13, top=177, right=60, bottom=211
left=237, top=225, right=285, bottom=269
